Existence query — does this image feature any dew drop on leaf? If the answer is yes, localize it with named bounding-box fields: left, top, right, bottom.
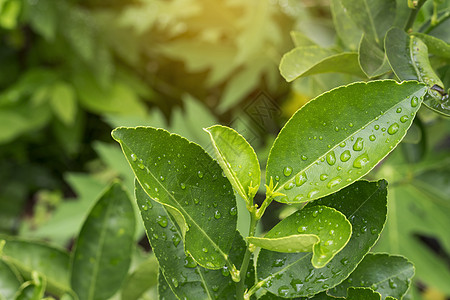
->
left=389, top=279, right=398, bottom=289
left=308, top=189, right=320, bottom=198
left=396, top=107, right=402, bottom=113
left=278, top=286, right=290, bottom=297
left=180, top=183, right=186, bottom=190
left=353, top=137, right=364, bottom=151
left=374, top=125, right=380, bottom=130
left=340, top=150, right=351, bottom=162
left=327, top=176, right=342, bottom=188
left=284, top=182, right=295, bottom=190
left=197, top=171, right=203, bottom=178
left=214, top=211, right=221, bottom=219
left=294, top=194, right=304, bottom=201
left=229, top=207, right=237, bottom=216
left=184, top=256, right=197, bottom=268
left=172, top=278, right=179, bottom=287
left=130, top=153, right=137, bottom=162
left=326, top=151, right=336, bottom=165
left=411, top=96, right=419, bottom=107
left=388, top=123, right=399, bottom=135
left=400, top=115, right=409, bottom=123
left=272, top=257, right=286, bottom=267
left=290, top=279, right=303, bottom=292
left=298, top=226, right=307, bottom=233
left=301, top=155, right=308, bottom=161
left=320, top=174, right=328, bottom=181
left=283, top=166, right=293, bottom=177
left=156, top=215, right=168, bottom=228
left=353, top=153, right=369, bottom=169
left=295, top=172, right=307, bottom=186
left=369, top=135, right=376, bottom=141
left=339, top=142, right=346, bottom=147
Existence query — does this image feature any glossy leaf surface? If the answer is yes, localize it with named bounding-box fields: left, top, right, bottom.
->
left=0, top=259, right=21, bottom=299
left=358, top=35, right=391, bottom=78
left=329, top=253, right=414, bottom=299
left=135, top=182, right=253, bottom=299
left=0, top=238, right=70, bottom=296
left=248, top=206, right=351, bottom=268
left=113, top=127, right=237, bottom=269
left=255, top=180, right=387, bottom=298
left=280, top=47, right=365, bottom=82
left=70, top=182, right=135, bottom=300
left=412, top=33, right=450, bottom=59
left=204, top=125, right=260, bottom=204
left=385, top=27, right=450, bottom=116
left=267, top=80, right=426, bottom=204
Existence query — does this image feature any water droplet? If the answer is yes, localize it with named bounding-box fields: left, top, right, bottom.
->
left=284, top=182, right=295, bottom=190
left=374, top=125, right=380, bottom=130
left=353, top=153, right=369, bottom=169
left=278, top=286, right=290, bottom=297
left=388, top=123, right=399, bottom=135
left=349, top=122, right=354, bottom=127
left=138, top=161, right=145, bottom=169
left=298, top=226, right=307, bottom=233
left=411, top=96, right=418, bottom=107
left=335, top=126, right=339, bottom=132
left=400, top=115, right=409, bottom=123
left=141, top=204, right=148, bottom=211
left=214, top=211, right=221, bottom=219
left=301, top=155, right=308, bottom=161
left=152, top=233, right=159, bottom=240
left=294, top=194, right=304, bottom=201
left=156, top=216, right=168, bottom=228
left=184, top=255, right=198, bottom=268
left=295, top=172, right=307, bottom=186
left=326, top=151, right=336, bottom=165
left=172, top=278, right=179, bottom=287
left=353, top=137, right=364, bottom=151
left=290, top=279, right=303, bottom=292
left=312, top=210, right=319, bottom=217
left=131, top=153, right=137, bottom=161
left=320, top=174, right=328, bottom=181
left=194, top=198, right=200, bottom=204
left=340, top=258, right=349, bottom=265
left=180, top=183, right=186, bottom=190
left=308, top=189, right=319, bottom=199
left=202, top=248, right=208, bottom=253
left=339, top=142, right=346, bottom=147
left=272, top=257, right=286, bottom=267
left=369, top=135, right=376, bottom=141
left=172, top=234, right=181, bottom=247
left=197, top=171, right=204, bottom=178
left=229, top=207, right=237, bottom=216
left=396, top=107, right=402, bottom=113
left=389, top=278, right=398, bottom=289
left=283, top=166, right=293, bottom=177
left=327, top=176, right=342, bottom=188
left=322, top=284, right=329, bottom=289
left=370, top=227, right=378, bottom=235
left=221, top=266, right=229, bottom=276
left=340, top=150, right=351, bottom=162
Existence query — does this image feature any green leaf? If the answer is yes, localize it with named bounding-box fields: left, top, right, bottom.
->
left=248, top=206, right=352, bottom=268
left=329, top=253, right=414, bottom=300
left=70, top=181, right=136, bottom=300
left=204, top=125, right=261, bottom=204
left=385, top=28, right=450, bottom=116
left=330, top=0, right=362, bottom=50
left=0, top=259, right=21, bottom=299
left=121, top=255, right=158, bottom=300
left=267, top=80, right=426, bottom=204
left=135, top=182, right=254, bottom=299
left=358, top=35, right=391, bottom=78
left=0, top=238, right=70, bottom=296
left=253, top=180, right=387, bottom=298
left=374, top=163, right=450, bottom=295
left=280, top=47, right=365, bottom=82
left=339, top=0, right=395, bottom=45
left=112, top=127, right=237, bottom=269
left=412, top=33, right=450, bottom=59
left=290, top=31, right=317, bottom=47
left=50, top=82, right=77, bottom=126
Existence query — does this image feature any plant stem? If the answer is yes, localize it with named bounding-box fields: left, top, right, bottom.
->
left=424, top=11, right=450, bottom=33
left=404, top=0, right=428, bottom=32
left=236, top=212, right=258, bottom=299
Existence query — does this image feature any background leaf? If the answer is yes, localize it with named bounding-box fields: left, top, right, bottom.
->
left=0, top=259, right=21, bottom=299
left=248, top=205, right=352, bottom=268
left=70, top=182, right=136, bottom=300
left=267, top=80, right=426, bottom=204
left=254, top=180, right=387, bottom=298
left=112, top=127, right=237, bottom=269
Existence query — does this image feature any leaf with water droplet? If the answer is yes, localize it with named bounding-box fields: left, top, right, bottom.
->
left=71, top=182, right=136, bottom=300
left=385, top=27, right=450, bottom=116
left=329, top=253, right=414, bottom=300
left=254, top=180, right=387, bottom=298
left=113, top=127, right=237, bottom=270
left=135, top=182, right=255, bottom=299
left=266, top=80, right=426, bottom=204
left=204, top=125, right=261, bottom=205
left=247, top=205, right=351, bottom=268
